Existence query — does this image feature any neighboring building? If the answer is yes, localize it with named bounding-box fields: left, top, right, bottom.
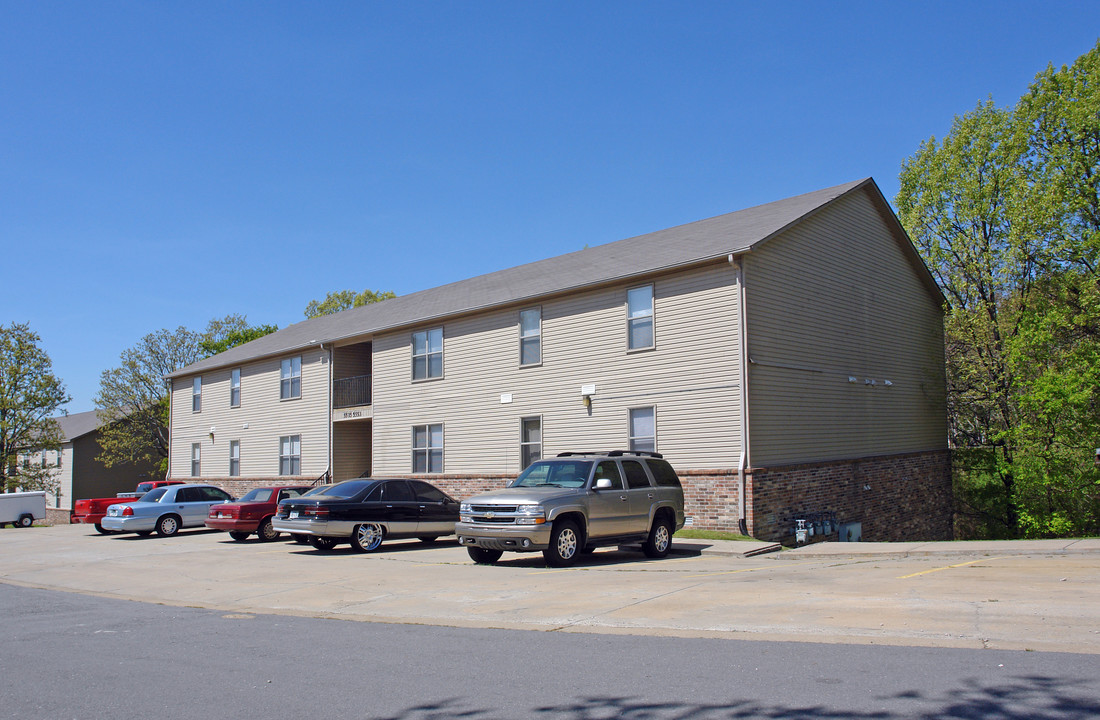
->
left=166, top=178, right=951, bottom=543
left=15, top=410, right=161, bottom=513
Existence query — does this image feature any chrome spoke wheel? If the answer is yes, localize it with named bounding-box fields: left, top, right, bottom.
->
left=352, top=523, right=384, bottom=552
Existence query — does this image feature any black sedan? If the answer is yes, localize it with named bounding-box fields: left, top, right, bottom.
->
left=272, top=478, right=459, bottom=552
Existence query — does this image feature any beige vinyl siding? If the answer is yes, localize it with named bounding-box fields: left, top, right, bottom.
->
left=371, top=264, right=743, bottom=475
left=55, top=444, right=74, bottom=509
left=743, top=187, right=947, bottom=466
left=169, top=348, right=330, bottom=479
left=334, top=342, right=371, bottom=380
left=333, top=420, right=372, bottom=480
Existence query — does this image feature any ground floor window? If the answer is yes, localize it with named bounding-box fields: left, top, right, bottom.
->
left=520, top=416, right=541, bottom=469
left=229, top=440, right=240, bottom=477
left=191, top=443, right=201, bottom=477
left=279, top=435, right=301, bottom=475
left=412, top=424, right=443, bottom=473
left=628, top=407, right=656, bottom=452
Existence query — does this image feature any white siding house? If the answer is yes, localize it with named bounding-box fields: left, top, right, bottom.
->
left=166, top=178, right=951, bottom=543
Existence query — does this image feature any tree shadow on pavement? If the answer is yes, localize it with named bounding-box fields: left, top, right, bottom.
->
left=369, top=674, right=1100, bottom=720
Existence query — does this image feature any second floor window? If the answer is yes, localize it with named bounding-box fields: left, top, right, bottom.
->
left=519, top=308, right=541, bottom=366
left=230, top=368, right=241, bottom=407
left=627, top=285, right=655, bottom=350
left=192, top=377, right=202, bottom=412
left=279, top=435, right=301, bottom=475
left=281, top=357, right=301, bottom=400
left=229, top=440, right=240, bottom=477
left=412, top=328, right=443, bottom=380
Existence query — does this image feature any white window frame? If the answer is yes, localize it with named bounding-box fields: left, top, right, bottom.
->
left=229, top=440, right=240, bottom=477
left=412, top=328, right=444, bottom=381
left=628, top=406, right=657, bottom=453
left=520, top=416, right=542, bottom=470
left=627, top=284, right=655, bottom=351
left=191, top=442, right=201, bottom=477
left=412, top=423, right=444, bottom=473
left=519, top=308, right=542, bottom=367
left=279, top=435, right=301, bottom=476
left=280, top=357, right=302, bottom=400
left=230, top=368, right=241, bottom=408
left=192, top=377, right=202, bottom=412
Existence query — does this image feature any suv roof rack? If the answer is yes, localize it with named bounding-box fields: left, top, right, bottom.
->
left=556, top=450, right=664, bottom=459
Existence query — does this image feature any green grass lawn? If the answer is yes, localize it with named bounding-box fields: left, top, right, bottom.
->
left=675, top=528, right=757, bottom=542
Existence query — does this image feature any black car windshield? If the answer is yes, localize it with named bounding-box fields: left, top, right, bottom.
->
left=510, top=460, right=592, bottom=488
left=310, top=480, right=374, bottom=499
left=239, top=488, right=273, bottom=503
left=141, top=488, right=168, bottom=502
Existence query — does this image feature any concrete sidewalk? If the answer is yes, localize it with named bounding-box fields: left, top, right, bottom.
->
left=673, top=536, right=1100, bottom=558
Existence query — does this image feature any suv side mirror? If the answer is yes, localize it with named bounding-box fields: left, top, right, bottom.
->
left=594, top=478, right=612, bottom=490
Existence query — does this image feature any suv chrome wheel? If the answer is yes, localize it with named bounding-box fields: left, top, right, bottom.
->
left=643, top=517, right=672, bottom=558
left=544, top=520, right=581, bottom=567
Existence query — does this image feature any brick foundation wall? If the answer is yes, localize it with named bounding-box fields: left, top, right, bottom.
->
left=197, top=475, right=518, bottom=503
left=679, top=470, right=743, bottom=533
left=45, top=507, right=73, bottom=526
left=200, top=477, right=321, bottom=499
left=748, top=449, right=953, bottom=544
left=197, top=451, right=951, bottom=546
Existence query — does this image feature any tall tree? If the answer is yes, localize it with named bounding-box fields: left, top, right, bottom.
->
left=95, top=316, right=276, bottom=472
left=199, top=313, right=278, bottom=357
left=304, top=288, right=395, bottom=318
left=1005, top=42, right=1100, bottom=536
left=0, top=323, right=69, bottom=494
left=95, top=326, right=203, bottom=472
left=897, top=42, right=1100, bottom=538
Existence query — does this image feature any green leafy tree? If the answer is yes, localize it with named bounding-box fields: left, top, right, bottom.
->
left=304, top=288, right=395, bottom=318
left=95, top=326, right=203, bottom=472
left=897, top=42, right=1100, bottom=538
left=199, top=313, right=278, bottom=357
left=0, top=323, right=69, bottom=494
left=95, top=316, right=277, bottom=472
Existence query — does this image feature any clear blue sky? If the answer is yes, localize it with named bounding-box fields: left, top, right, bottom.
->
left=2, top=1, right=1097, bottom=413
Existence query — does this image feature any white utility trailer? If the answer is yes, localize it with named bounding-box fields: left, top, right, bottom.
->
left=0, top=491, right=47, bottom=528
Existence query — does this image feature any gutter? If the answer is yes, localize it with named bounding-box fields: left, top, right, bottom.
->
left=318, top=341, right=333, bottom=481
left=734, top=255, right=751, bottom=536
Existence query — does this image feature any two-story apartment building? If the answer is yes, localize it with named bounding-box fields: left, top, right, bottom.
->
left=166, top=178, right=951, bottom=543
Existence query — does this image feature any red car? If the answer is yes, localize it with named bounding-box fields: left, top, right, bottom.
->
left=205, top=485, right=313, bottom=541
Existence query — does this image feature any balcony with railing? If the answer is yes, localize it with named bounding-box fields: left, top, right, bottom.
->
left=333, top=374, right=371, bottom=409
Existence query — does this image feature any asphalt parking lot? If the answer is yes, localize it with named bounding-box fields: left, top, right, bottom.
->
left=3, top=524, right=1099, bottom=654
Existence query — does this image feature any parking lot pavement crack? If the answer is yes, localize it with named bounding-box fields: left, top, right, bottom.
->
left=547, top=582, right=705, bottom=632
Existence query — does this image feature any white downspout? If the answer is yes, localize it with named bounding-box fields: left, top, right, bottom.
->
left=322, top=343, right=332, bottom=482
left=735, top=255, right=751, bottom=536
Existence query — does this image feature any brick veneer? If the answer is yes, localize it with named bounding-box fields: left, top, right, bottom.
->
left=192, top=449, right=952, bottom=546
left=747, top=449, right=953, bottom=544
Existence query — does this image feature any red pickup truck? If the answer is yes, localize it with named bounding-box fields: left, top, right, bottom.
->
left=73, top=480, right=186, bottom=534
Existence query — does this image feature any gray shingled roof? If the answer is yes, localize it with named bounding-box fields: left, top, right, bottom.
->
left=169, top=178, right=875, bottom=379
left=55, top=410, right=102, bottom=441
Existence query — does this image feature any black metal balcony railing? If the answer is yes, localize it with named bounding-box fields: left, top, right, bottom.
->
left=333, top=374, right=372, bottom=409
